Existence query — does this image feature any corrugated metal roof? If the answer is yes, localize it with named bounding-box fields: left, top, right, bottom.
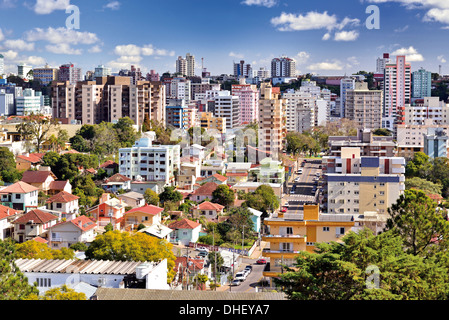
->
left=15, top=259, right=144, bottom=275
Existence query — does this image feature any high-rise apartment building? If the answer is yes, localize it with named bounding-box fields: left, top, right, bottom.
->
left=0, top=89, right=14, bottom=116
left=199, top=112, right=226, bottom=134
left=345, top=82, right=383, bottom=130
left=176, top=56, right=187, bottom=76
left=258, top=83, right=286, bottom=159
left=412, top=67, right=432, bottom=99
left=340, top=77, right=356, bottom=118
left=16, top=88, right=42, bottom=115
left=231, top=80, right=259, bottom=125
left=146, top=70, right=160, bottom=82
left=233, top=60, right=251, bottom=78
left=58, top=64, right=82, bottom=85
left=376, top=53, right=390, bottom=74
left=214, top=91, right=240, bottom=129
left=271, top=57, right=296, bottom=78
left=18, top=64, right=33, bottom=80
left=33, top=65, right=59, bottom=85
left=94, top=65, right=111, bottom=79
left=186, top=53, right=195, bottom=77
left=383, top=55, right=411, bottom=131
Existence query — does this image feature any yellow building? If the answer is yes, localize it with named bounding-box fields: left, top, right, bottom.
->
left=199, top=112, right=226, bottom=134
left=262, top=205, right=354, bottom=283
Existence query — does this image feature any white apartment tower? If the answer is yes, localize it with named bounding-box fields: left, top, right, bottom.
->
left=271, top=57, right=296, bottom=78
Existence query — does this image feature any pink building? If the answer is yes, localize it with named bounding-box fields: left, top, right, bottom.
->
left=232, top=83, right=259, bottom=125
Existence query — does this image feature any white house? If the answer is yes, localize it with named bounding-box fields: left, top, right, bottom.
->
left=15, top=258, right=170, bottom=296
left=168, top=218, right=202, bottom=246
left=0, top=181, right=39, bottom=211
left=48, top=215, right=97, bottom=249
left=12, top=209, right=59, bottom=243
left=0, top=205, right=19, bottom=240
left=45, top=191, right=80, bottom=221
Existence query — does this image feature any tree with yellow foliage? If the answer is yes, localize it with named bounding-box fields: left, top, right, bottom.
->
left=15, top=241, right=75, bottom=260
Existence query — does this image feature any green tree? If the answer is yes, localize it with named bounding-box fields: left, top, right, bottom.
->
left=28, top=285, right=86, bottom=300
left=0, top=147, right=22, bottom=183
left=159, top=186, right=182, bottom=204
left=114, top=117, right=141, bottom=147
left=211, top=184, right=235, bottom=207
left=0, top=239, right=39, bottom=300
left=144, top=188, right=160, bottom=206
left=405, top=177, right=443, bottom=196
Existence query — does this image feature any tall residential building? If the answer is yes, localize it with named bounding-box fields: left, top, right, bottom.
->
left=186, top=53, right=195, bottom=77
left=166, top=103, right=197, bottom=129
left=118, top=132, right=181, bottom=185
left=376, top=53, right=390, bottom=74
left=345, top=82, right=383, bottom=130
left=258, top=83, right=286, bottom=159
left=146, top=70, right=160, bottom=82
left=18, top=64, right=33, bottom=80
left=231, top=80, right=259, bottom=125
left=424, top=127, right=448, bottom=159
left=214, top=91, right=240, bottom=129
left=271, top=57, right=296, bottom=78
left=199, top=112, right=226, bottom=134
left=340, top=77, right=356, bottom=118
left=412, top=67, right=432, bottom=99
left=176, top=56, right=187, bottom=76
left=255, top=67, right=270, bottom=79
left=0, top=89, right=14, bottom=116
left=404, top=97, right=449, bottom=125
left=233, top=60, right=251, bottom=78
left=383, top=55, right=411, bottom=131
left=51, top=76, right=166, bottom=126
left=168, top=77, right=191, bottom=102
left=33, top=65, right=59, bottom=85
left=58, top=64, right=82, bottom=85
left=94, top=65, right=111, bottom=79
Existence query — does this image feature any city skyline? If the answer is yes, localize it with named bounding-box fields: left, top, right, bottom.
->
left=0, top=0, right=448, bottom=76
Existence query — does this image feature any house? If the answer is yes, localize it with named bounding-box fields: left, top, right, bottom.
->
left=130, top=181, right=164, bottom=195
left=225, top=162, right=252, bottom=185
left=48, top=180, right=72, bottom=196
left=173, top=256, right=207, bottom=289
left=0, top=181, right=39, bottom=211
left=99, top=160, right=119, bottom=176
left=232, top=181, right=283, bottom=199
left=48, top=215, right=97, bottom=249
left=138, top=223, right=173, bottom=241
left=102, top=173, right=131, bottom=193
left=21, top=169, right=57, bottom=194
left=87, top=193, right=127, bottom=230
left=191, top=201, right=224, bottom=221
left=188, top=182, right=219, bottom=202
left=117, top=191, right=146, bottom=209
left=15, top=258, right=170, bottom=296
left=168, top=218, right=202, bottom=246
left=12, top=209, right=59, bottom=243
left=123, top=204, right=164, bottom=231
left=15, top=153, right=44, bottom=171
left=0, top=205, right=19, bottom=240
left=200, top=173, right=228, bottom=185
left=45, top=191, right=80, bottom=221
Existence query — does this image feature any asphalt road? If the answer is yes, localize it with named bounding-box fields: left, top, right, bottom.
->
left=227, top=260, right=266, bottom=292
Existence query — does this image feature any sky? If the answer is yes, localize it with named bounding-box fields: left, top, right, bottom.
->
left=0, top=0, right=449, bottom=77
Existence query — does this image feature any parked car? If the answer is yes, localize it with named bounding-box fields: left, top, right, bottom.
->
left=235, top=272, right=246, bottom=281
left=245, top=265, right=253, bottom=272
left=256, top=259, right=267, bottom=264
left=231, top=279, right=242, bottom=286
left=196, top=247, right=209, bottom=253
left=198, top=251, right=208, bottom=258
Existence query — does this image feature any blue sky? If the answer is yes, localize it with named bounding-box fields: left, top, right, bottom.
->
left=0, top=0, right=448, bottom=76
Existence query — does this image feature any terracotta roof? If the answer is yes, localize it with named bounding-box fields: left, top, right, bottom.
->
left=174, top=257, right=204, bottom=272
left=16, top=153, right=44, bottom=164
left=125, top=204, right=164, bottom=216
left=195, top=177, right=205, bottom=182
left=191, top=182, right=218, bottom=196
left=196, top=201, right=224, bottom=211
left=85, top=168, right=97, bottom=174
left=49, top=180, right=70, bottom=191
left=0, top=181, right=38, bottom=194
left=168, top=218, right=201, bottom=230
left=52, top=215, right=96, bottom=232
left=21, top=170, right=56, bottom=184
left=13, top=209, right=58, bottom=224
left=99, top=160, right=118, bottom=169
left=32, top=236, right=48, bottom=244
left=46, top=191, right=79, bottom=204
left=60, top=150, right=79, bottom=155
left=212, top=173, right=227, bottom=182
left=0, top=204, right=18, bottom=220
left=225, top=172, right=248, bottom=177
left=106, top=173, right=131, bottom=183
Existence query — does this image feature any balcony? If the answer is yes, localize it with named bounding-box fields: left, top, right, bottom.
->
left=262, top=249, right=301, bottom=259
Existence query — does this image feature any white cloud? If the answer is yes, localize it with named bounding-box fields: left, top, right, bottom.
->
left=424, top=8, right=449, bottom=24
left=104, top=1, right=120, bottom=10
left=88, top=45, right=102, bottom=53
left=107, top=55, right=143, bottom=71
left=229, top=52, right=245, bottom=59
left=308, top=61, right=344, bottom=71
left=438, top=55, right=447, bottom=63
left=0, top=0, right=18, bottom=9
left=45, top=43, right=82, bottom=55
left=241, top=0, right=277, bottom=8
left=33, top=0, right=70, bottom=14
left=25, top=27, right=99, bottom=45
left=334, top=30, right=359, bottom=41
left=2, top=50, right=18, bottom=60
left=322, top=33, right=331, bottom=41
left=271, top=11, right=338, bottom=31
left=392, top=46, right=425, bottom=61
left=296, top=51, right=310, bottom=64
left=114, top=44, right=141, bottom=56
left=2, top=39, right=35, bottom=51
left=114, top=44, right=174, bottom=57
left=394, top=25, right=409, bottom=32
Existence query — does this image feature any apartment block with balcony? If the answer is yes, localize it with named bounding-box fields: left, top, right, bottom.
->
left=345, top=82, right=383, bottom=130
left=262, top=205, right=354, bottom=286
left=199, top=111, right=226, bottom=134
left=119, top=132, right=180, bottom=186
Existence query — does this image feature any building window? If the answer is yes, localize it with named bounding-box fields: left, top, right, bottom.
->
left=323, top=227, right=330, bottom=232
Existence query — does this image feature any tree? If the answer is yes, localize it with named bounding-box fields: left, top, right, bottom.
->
left=27, top=285, right=86, bottom=300
left=405, top=177, right=443, bottom=196
left=85, top=230, right=176, bottom=282
left=16, top=113, right=59, bottom=153
left=211, top=185, right=235, bottom=207
left=243, top=185, right=279, bottom=216
left=15, top=241, right=75, bottom=260
left=159, top=186, right=182, bottom=204
left=227, top=207, right=254, bottom=236
left=114, top=117, right=141, bottom=147
left=92, top=122, right=121, bottom=158
left=144, top=188, right=160, bottom=206
left=0, top=239, right=39, bottom=300
left=0, top=147, right=22, bottom=183
left=373, top=128, right=392, bottom=136
left=385, top=189, right=449, bottom=257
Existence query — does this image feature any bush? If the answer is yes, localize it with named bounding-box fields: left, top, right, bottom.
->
left=70, top=242, right=88, bottom=252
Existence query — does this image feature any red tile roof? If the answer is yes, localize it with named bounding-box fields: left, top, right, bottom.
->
left=106, top=173, right=131, bottom=183
left=32, top=236, right=48, bottom=244
left=125, top=204, right=164, bottom=216
left=212, top=173, right=227, bottom=182
left=191, top=182, right=218, bottom=196
left=46, top=191, right=79, bottom=204
left=0, top=205, right=18, bottom=220
left=174, top=257, right=204, bottom=272
left=16, top=153, right=44, bottom=164
left=225, top=172, right=248, bottom=177
left=49, top=180, right=70, bottom=191
left=52, top=215, right=97, bottom=232
left=21, top=170, right=56, bottom=184
left=13, top=209, right=58, bottom=224
left=196, top=201, right=224, bottom=211
left=168, top=218, right=201, bottom=230
left=99, top=160, right=118, bottom=169
left=0, top=181, right=38, bottom=194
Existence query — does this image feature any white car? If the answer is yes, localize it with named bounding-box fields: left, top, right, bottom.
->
left=235, top=274, right=246, bottom=282
left=196, top=247, right=209, bottom=253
